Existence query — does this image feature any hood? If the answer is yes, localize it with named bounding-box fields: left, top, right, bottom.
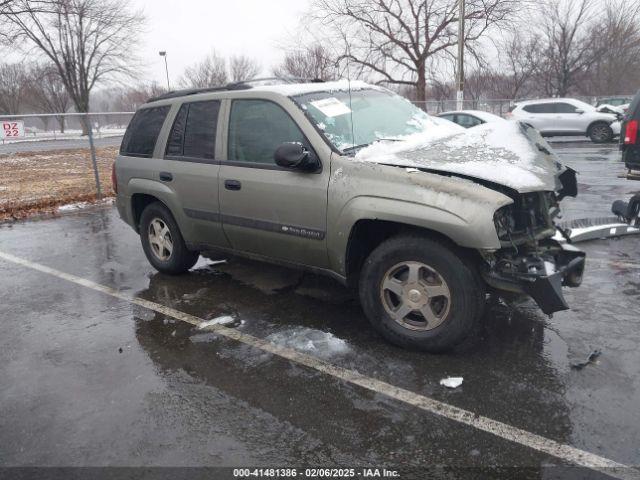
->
left=354, top=121, right=566, bottom=193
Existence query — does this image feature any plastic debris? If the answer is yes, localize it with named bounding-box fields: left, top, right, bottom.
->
left=571, top=349, right=602, bottom=370
left=440, top=377, right=463, bottom=388
left=197, top=315, right=237, bottom=329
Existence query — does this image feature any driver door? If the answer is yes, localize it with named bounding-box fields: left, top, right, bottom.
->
left=218, top=98, right=330, bottom=268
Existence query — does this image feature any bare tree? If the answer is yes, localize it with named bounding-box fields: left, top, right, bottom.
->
left=273, top=44, right=336, bottom=80
left=180, top=51, right=228, bottom=88
left=579, top=0, right=640, bottom=96
left=26, top=64, right=70, bottom=131
left=0, top=62, right=28, bottom=113
left=1, top=0, right=144, bottom=133
left=229, top=55, right=260, bottom=82
left=492, top=34, right=539, bottom=99
left=110, top=82, right=167, bottom=111
left=535, top=0, right=605, bottom=97
left=311, top=0, right=520, bottom=101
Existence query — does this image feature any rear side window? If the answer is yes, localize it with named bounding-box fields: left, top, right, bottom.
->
left=455, top=114, right=482, bottom=127
left=166, top=100, right=220, bottom=160
left=523, top=103, right=554, bottom=114
left=554, top=103, right=577, bottom=113
left=227, top=99, right=307, bottom=165
left=120, top=106, right=170, bottom=157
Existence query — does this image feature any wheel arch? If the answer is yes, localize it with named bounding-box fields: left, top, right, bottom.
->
left=343, top=218, right=484, bottom=289
left=127, top=178, right=187, bottom=236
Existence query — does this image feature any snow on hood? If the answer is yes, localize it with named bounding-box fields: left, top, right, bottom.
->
left=355, top=120, right=563, bottom=193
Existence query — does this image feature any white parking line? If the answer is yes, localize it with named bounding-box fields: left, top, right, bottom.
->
left=1, top=249, right=638, bottom=480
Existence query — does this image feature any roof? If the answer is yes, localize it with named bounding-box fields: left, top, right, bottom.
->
left=146, top=78, right=379, bottom=104
left=515, top=98, right=577, bottom=105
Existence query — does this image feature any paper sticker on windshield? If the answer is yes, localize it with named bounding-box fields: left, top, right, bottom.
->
left=310, top=97, right=351, bottom=117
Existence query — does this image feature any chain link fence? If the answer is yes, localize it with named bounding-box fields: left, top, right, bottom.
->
left=0, top=112, right=133, bottom=221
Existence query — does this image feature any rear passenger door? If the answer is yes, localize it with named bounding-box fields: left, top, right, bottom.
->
left=163, top=99, right=230, bottom=248
left=522, top=103, right=556, bottom=133
left=218, top=98, right=330, bottom=268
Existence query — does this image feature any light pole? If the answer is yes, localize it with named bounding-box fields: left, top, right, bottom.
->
left=456, top=0, right=465, bottom=110
left=159, top=51, right=170, bottom=91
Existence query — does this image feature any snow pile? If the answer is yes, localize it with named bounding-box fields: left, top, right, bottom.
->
left=355, top=120, right=557, bottom=191
left=355, top=119, right=463, bottom=163
left=265, top=326, right=350, bottom=359
left=57, top=202, right=91, bottom=212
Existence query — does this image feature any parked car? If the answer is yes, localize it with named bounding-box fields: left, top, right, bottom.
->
left=596, top=96, right=634, bottom=109
left=509, top=98, right=620, bottom=143
left=620, top=89, right=640, bottom=172
left=437, top=110, right=506, bottom=128
left=114, top=80, right=585, bottom=352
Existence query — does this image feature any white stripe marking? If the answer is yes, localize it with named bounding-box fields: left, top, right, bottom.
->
left=0, top=249, right=638, bottom=480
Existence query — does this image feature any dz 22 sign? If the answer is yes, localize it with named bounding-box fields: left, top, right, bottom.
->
left=1, top=121, right=25, bottom=139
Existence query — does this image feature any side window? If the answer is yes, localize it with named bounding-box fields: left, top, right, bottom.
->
left=456, top=114, right=482, bottom=128
left=538, top=103, right=557, bottom=113
left=120, top=106, right=170, bottom=157
left=439, top=114, right=455, bottom=122
left=524, top=104, right=554, bottom=114
left=555, top=102, right=577, bottom=113
left=228, top=100, right=307, bottom=165
left=165, top=100, right=220, bottom=160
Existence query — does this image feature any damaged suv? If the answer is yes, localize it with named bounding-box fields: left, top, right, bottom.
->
left=114, top=80, right=585, bottom=352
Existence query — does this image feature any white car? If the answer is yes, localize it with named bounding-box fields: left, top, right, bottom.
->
left=508, top=98, right=620, bottom=143
left=509, top=98, right=620, bottom=143
left=437, top=110, right=506, bottom=128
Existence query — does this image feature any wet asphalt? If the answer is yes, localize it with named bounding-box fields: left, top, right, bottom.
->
left=0, top=142, right=639, bottom=479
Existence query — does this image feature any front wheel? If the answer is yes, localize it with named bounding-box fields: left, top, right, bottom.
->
left=588, top=122, right=613, bottom=143
left=139, top=202, right=199, bottom=274
left=358, top=235, right=484, bottom=352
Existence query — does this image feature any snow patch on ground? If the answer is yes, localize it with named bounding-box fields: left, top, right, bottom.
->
left=198, top=315, right=238, bottom=329
left=57, top=198, right=114, bottom=212
left=265, top=326, right=351, bottom=359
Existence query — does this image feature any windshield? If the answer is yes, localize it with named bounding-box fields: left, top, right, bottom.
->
left=292, top=88, right=432, bottom=154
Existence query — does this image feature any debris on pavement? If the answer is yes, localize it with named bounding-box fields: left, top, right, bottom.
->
left=198, top=315, right=237, bottom=329
left=440, top=377, right=464, bottom=388
left=571, top=349, right=602, bottom=370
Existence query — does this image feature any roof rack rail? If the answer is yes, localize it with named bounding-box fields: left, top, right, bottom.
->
left=146, top=76, right=325, bottom=103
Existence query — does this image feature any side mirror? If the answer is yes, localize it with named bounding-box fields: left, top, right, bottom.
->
left=274, top=142, right=317, bottom=171
left=575, top=109, right=584, bottom=114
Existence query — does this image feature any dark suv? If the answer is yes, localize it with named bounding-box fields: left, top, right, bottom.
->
left=620, top=90, right=640, bottom=171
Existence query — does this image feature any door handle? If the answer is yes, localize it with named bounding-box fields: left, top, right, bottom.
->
left=159, top=171, right=173, bottom=182
left=225, top=179, right=242, bottom=191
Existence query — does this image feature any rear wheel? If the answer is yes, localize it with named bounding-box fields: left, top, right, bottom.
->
left=588, top=122, right=613, bottom=143
left=358, top=235, right=484, bottom=352
left=139, top=202, right=199, bottom=274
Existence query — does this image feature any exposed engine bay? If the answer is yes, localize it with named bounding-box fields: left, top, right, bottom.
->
left=481, top=169, right=585, bottom=314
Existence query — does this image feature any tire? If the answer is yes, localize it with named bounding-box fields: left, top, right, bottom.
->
left=358, top=234, right=484, bottom=352
left=588, top=122, right=613, bottom=143
left=139, top=202, right=199, bottom=274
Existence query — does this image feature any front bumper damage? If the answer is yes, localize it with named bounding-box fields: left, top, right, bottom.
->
left=482, top=240, right=586, bottom=314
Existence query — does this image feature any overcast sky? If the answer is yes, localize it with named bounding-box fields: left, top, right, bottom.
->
left=133, top=0, right=311, bottom=87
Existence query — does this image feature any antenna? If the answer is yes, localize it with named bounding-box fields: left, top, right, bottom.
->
left=344, top=43, right=356, bottom=149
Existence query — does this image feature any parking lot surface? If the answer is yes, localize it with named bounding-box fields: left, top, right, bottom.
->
left=0, top=142, right=639, bottom=479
